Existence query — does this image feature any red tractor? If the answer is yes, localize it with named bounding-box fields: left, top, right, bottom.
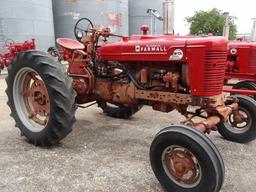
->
left=5, top=18, right=256, bottom=192
left=0, top=39, right=35, bottom=74
left=223, top=40, right=256, bottom=99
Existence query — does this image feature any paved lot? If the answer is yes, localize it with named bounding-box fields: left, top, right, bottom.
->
left=0, top=74, right=256, bottom=192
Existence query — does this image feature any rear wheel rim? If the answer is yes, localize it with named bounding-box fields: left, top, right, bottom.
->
left=161, top=145, right=202, bottom=188
left=13, top=67, right=50, bottom=132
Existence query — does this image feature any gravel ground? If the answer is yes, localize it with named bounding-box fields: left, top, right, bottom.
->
left=0, top=73, right=256, bottom=192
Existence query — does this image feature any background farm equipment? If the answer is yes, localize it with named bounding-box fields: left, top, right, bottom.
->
left=223, top=41, right=256, bottom=99
left=220, top=13, right=256, bottom=99
left=0, top=39, right=35, bottom=74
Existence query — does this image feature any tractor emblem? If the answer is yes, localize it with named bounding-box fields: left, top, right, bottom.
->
left=169, top=49, right=183, bottom=60
left=230, top=48, right=237, bottom=55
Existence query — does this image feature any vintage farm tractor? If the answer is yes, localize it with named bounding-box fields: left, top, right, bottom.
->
left=0, top=39, right=35, bottom=74
left=5, top=18, right=256, bottom=192
left=223, top=40, right=256, bottom=100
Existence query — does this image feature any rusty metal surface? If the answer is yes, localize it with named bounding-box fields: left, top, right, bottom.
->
left=193, top=116, right=221, bottom=133
left=164, top=147, right=200, bottom=185
left=22, top=72, right=49, bottom=126
left=93, top=80, right=137, bottom=105
left=135, top=90, right=192, bottom=105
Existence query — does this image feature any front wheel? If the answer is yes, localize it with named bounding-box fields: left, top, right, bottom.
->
left=150, top=125, right=224, bottom=192
left=217, top=95, right=256, bottom=143
left=6, top=51, right=77, bottom=146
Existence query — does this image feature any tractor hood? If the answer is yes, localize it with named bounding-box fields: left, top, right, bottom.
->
left=98, top=35, right=227, bottom=62
left=228, top=41, right=256, bottom=56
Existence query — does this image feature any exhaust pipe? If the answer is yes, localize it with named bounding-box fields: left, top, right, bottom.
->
left=163, top=0, right=175, bottom=34
left=223, top=12, right=230, bottom=39
left=251, top=18, right=256, bottom=41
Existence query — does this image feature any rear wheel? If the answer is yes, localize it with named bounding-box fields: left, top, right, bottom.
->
left=150, top=125, right=224, bottom=192
left=217, top=95, right=256, bottom=143
left=6, top=51, right=76, bottom=146
left=232, top=81, right=256, bottom=100
left=98, top=102, right=142, bottom=119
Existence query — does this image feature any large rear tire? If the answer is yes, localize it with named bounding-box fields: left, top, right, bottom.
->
left=150, top=125, right=224, bottom=192
left=98, top=102, right=142, bottom=119
left=6, top=51, right=76, bottom=146
left=217, top=95, right=256, bottom=143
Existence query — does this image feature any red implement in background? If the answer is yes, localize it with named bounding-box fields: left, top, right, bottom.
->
left=0, top=39, right=35, bottom=73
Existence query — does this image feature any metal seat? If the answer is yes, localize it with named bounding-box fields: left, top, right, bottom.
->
left=56, top=38, right=85, bottom=50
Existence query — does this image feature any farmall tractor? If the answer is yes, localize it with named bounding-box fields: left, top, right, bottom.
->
left=224, top=40, right=256, bottom=100
left=5, top=17, right=256, bottom=192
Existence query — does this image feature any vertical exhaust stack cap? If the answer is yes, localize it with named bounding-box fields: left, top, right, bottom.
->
left=163, top=0, right=175, bottom=35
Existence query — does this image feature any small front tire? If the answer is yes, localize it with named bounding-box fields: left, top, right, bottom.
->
left=150, top=125, right=224, bottom=192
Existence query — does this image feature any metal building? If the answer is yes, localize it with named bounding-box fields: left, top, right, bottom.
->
left=0, top=0, right=55, bottom=51
left=52, top=0, right=129, bottom=40
left=129, top=0, right=165, bottom=35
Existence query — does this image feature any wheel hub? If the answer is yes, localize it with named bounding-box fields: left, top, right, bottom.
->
left=22, top=72, right=49, bottom=126
left=164, top=147, right=201, bottom=186
left=230, top=110, right=249, bottom=128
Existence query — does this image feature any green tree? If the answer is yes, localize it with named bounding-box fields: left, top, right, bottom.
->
left=186, top=8, right=237, bottom=40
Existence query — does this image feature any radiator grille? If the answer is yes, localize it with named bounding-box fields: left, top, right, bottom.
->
left=249, top=48, right=256, bottom=67
left=204, top=51, right=227, bottom=93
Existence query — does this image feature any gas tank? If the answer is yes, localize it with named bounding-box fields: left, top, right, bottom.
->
left=98, top=35, right=187, bottom=62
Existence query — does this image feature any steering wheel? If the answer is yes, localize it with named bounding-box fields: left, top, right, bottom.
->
left=74, top=18, right=94, bottom=43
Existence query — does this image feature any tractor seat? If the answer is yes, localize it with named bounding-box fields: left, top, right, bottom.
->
left=56, top=38, right=85, bottom=50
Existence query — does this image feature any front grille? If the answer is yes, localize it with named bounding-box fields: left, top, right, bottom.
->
left=249, top=47, right=256, bottom=67
left=204, top=51, right=227, bottom=93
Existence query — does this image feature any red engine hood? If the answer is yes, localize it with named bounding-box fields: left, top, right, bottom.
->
left=228, top=41, right=256, bottom=56
left=98, top=35, right=227, bottom=62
